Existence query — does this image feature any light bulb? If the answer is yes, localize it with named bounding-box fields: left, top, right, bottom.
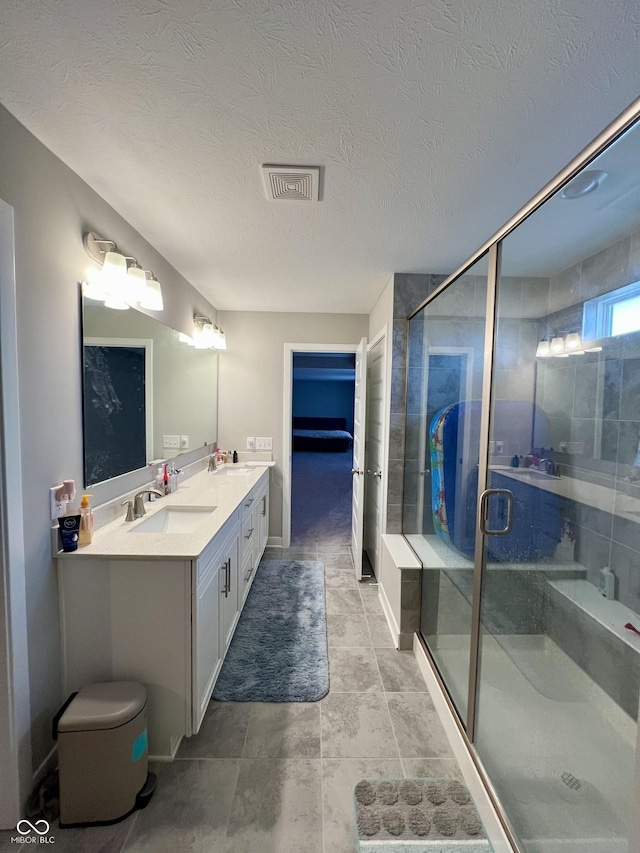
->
left=216, top=330, right=227, bottom=351
left=82, top=277, right=107, bottom=302
left=565, top=333, right=582, bottom=351
left=101, top=250, right=128, bottom=301
left=127, top=264, right=148, bottom=303
left=550, top=337, right=565, bottom=355
left=536, top=341, right=550, bottom=358
left=140, top=275, right=163, bottom=311
left=104, top=296, right=130, bottom=310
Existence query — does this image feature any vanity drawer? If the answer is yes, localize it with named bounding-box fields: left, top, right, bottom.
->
left=241, top=490, right=255, bottom=521
left=241, top=511, right=255, bottom=561
left=197, top=512, right=239, bottom=586
left=239, top=546, right=255, bottom=605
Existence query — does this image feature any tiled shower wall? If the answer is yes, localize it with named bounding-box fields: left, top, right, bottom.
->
left=534, top=227, right=640, bottom=609
left=386, top=274, right=446, bottom=532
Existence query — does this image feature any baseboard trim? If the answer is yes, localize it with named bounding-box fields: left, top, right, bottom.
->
left=32, top=744, right=57, bottom=788
left=378, top=583, right=400, bottom=650
left=412, top=634, right=516, bottom=853
left=267, top=537, right=283, bottom=548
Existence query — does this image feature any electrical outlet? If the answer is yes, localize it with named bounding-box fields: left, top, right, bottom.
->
left=50, top=485, right=65, bottom=521
left=180, top=435, right=189, bottom=449
left=163, top=435, right=180, bottom=449
left=256, top=436, right=272, bottom=451
left=558, top=441, right=568, bottom=453
left=246, top=436, right=255, bottom=450
left=495, top=440, right=504, bottom=454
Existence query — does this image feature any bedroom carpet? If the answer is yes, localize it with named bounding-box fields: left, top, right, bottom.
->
left=212, top=560, right=329, bottom=702
left=291, top=450, right=353, bottom=544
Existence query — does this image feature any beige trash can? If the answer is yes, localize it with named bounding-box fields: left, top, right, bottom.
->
left=54, top=681, right=156, bottom=826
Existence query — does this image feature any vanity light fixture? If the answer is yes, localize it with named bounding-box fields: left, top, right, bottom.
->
left=192, top=314, right=227, bottom=350
left=536, top=331, right=592, bottom=358
left=82, top=231, right=164, bottom=311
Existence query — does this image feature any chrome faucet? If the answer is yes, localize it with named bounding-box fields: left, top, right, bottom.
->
left=132, top=489, right=165, bottom=519
left=538, top=458, right=558, bottom=477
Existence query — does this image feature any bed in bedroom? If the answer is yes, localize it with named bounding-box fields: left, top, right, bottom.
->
left=292, top=416, right=353, bottom=452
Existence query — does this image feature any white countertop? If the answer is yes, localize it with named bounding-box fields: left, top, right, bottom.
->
left=57, top=465, right=269, bottom=561
left=492, top=466, right=640, bottom=522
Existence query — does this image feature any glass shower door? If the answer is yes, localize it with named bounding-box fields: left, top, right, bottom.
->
left=472, top=201, right=639, bottom=850
left=403, top=256, right=488, bottom=724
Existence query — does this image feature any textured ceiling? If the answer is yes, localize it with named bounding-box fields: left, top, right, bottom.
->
left=1, top=0, right=639, bottom=313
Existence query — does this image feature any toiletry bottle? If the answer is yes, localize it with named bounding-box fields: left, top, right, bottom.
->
left=59, top=514, right=81, bottom=552
left=599, top=566, right=616, bottom=599
left=233, top=450, right=238, bottom=464
left=79, top=494, right=94, bottom=547
left=511, top=454, right=519, bottom=468
left=163, top=463, right=170, bottom=495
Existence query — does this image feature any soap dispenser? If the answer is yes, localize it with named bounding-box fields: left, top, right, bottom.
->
left=79, top=494, right=94, bottom=547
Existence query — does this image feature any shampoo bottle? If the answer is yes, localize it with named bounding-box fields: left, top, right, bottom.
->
left=599, top=566, right=616, bottom=599
left=79, top=494, right=94, bottom=547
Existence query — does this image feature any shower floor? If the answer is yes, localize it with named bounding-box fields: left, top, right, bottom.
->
left=429, top=631, right=635, bottom=853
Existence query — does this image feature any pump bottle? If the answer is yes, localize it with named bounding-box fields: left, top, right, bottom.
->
left=79, top=494, right=94, bottom=547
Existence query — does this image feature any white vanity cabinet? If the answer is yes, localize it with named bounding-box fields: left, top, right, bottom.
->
left=58, top=467, right=269, bottom=760
left=192, top=513, right=240, bottom=733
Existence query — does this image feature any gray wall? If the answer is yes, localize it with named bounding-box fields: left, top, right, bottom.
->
left=0, top=104, right=218, bottom=774
left=217, top=310, right=369, bottom=541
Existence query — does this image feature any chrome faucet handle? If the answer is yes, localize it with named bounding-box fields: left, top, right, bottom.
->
left=133, top=489, right=165, bottom=518
left=121, top=500, right=135, bottom=522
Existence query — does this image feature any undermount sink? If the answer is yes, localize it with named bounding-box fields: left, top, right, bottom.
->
left=215, top=466, right=252, bottom=477
left=130, top=506, right=217, bottom=534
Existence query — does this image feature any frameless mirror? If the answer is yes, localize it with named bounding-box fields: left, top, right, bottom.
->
left=81, top=292, right=218, bottom=487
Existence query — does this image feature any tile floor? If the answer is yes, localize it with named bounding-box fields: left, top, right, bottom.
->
left=0, top=543, right=461, bottom=853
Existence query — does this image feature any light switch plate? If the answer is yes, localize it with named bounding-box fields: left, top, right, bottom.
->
left=256, top=437, right=272, bottom=450
left=246, top=437, right=255, bottom=450
left=163, top=435, right=180, bottom=449
left=495, top=440, right=504, bottom=454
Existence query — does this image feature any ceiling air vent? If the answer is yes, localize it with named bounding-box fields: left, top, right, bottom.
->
left=261, top=165, right=320, bottom=201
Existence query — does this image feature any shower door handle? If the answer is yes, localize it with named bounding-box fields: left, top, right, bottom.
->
left=351, top=468, right=363, bottom=475
left=479, top=489, right=513, bottom=536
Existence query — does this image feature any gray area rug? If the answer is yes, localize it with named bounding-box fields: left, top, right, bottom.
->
left=212, top=560, right=329, bottom=702
left=355, top=778, right=492, bottom=852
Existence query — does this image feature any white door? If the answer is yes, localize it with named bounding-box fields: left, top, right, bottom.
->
left=363, top=334, right=386, bottom=576
left=351, top=337, right=367, bottom=580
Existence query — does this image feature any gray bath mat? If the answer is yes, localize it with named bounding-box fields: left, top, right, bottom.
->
left=355, top=778, right=492, bottom=852
left=212, top=560, right=329, bottom=702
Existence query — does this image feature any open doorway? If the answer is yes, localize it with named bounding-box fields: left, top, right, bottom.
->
left=290, top=352, right=356, bottom=545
